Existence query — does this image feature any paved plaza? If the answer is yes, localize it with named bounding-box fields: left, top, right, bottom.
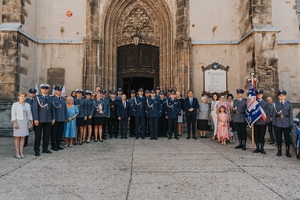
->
left=0, top=133, right=300, bottom=200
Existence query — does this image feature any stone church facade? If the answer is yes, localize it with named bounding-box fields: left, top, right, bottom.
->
left=0, top=0, right=299, bottom=134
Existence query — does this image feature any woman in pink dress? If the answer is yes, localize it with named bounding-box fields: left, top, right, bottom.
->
left=217, top=105, right=230, bottom=145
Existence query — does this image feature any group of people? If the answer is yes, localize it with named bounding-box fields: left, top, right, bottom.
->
left=11, top=83, right=294, bottom=159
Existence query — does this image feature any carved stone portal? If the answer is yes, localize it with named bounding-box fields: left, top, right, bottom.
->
left=116, top=4, right=160, bottom=47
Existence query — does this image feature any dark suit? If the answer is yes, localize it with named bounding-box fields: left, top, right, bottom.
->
left=184, top=97, right=199, bottom=137
left=108, top=98, right=119, bottom=138
left=118, top=100, right=130, bottom=138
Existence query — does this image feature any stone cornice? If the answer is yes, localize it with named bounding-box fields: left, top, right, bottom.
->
left=191, top=27, right=281, bottom=45
left=0, top=23, right=83, bottom=44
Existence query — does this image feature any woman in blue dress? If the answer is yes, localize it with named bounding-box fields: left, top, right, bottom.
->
left=64, top=96, right=79, bottom=147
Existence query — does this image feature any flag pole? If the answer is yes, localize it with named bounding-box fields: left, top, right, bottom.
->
left=250, top=72, right=256, bottom=151
left=252, top=126, right=254, bottom=150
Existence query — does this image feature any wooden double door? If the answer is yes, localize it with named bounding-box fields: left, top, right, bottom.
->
left=117, top=44, right=159, bottom=95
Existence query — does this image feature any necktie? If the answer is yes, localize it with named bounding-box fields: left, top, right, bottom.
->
left=190, top=98, right=192, bottom=105
left=123, top=101, right=126, bottom=108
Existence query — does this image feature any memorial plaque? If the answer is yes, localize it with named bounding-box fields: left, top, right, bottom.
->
left=202, top=63, right=229, bottom=98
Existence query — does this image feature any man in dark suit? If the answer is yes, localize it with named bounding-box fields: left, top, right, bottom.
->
left=24, top=88, right=37, bottom=147
left=118, top=93, right=131, bottom=139
left=184, top=90, right=199, bottom=140
left=32, top=84, right=55, bottom=156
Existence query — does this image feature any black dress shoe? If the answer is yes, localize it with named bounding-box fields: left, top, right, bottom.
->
left=35, top=152, right=40, bottom=156
left=136, top=137, right=139, bottom=139
left=192, top=136, right=197, bottom=140
left=253, top=148, right=260, bottom=153
left=261, top=149, right=266, bottom=154
left=114, top=136, right=118, bottom=139
left=175, top=137, right=179, bottom=140
left=125, top=137, right=128, bottom=139
left=100, top=139, right=103, bottom=142
left=57, top=146, right=64, bottom=150
left=168, top=137, right=171, bottom=140
left=186, top=136, right=190, bottom=139
left=121, top=137, right=124, bottom=139
left=154, top=138, right=158, bottom=140
left=109, top=136, right=113, bottom=139
left=235, top=144, right=243, bottom=149
left=52, top=148, right=59, bottom=151
left=286, top=152, right=291, bottom=158
left=42, top=149, right=52, bottom=154
left=141, top=137, right=145, bottom=139
left=242, top=145, right=246, bottom=150
left=150, top=137, right=154, bottom=140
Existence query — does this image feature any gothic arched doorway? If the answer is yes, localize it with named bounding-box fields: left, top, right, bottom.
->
left=117, top=44, right=159, bottom=94
left=98, top=0, right=173, bottom=91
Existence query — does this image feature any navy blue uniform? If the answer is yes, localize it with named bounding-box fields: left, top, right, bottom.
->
left=85, top=99, right=95, bottom=125
left=158, top=98, right=168, bottom=137
left=272, top=101, right=294, bottom=155
left=118, top=100, right=130, bottom=138
left=32, top=95, right=54, bottom=153
left=232, top=98, right=247, bottom=148
left=74, top=97, right=86, bottom=127
left=165, top=98, right=181, bottom=139
left=146, top=97, right=162, bottom=139
left=133, top=96, right=146, bottom=139
left=51, top=95, right=67, bottom=150
left=128, top=97, right=135, bottom=136
left=24, top=97, right=34, bottom=146
left=103, top=97, right=110, bottom=139
left=254, top=99, right=269, bottom=152
left=184, top=97, right=199, bottom=138
left=108, top=98, right=119, bottom=138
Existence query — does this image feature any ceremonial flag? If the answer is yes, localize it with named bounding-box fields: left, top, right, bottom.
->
left=35, top=83, right=39, bottom=95
left=245, top=79, right=264, bottom=128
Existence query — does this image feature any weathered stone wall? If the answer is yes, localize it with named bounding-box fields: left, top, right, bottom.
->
left=174, top=0, right=191, bottom=95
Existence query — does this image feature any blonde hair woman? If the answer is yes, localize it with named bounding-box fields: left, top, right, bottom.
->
left=11, top=92, right=33, bottom=159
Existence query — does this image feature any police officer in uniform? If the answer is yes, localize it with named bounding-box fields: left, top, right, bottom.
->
left=133, top=88, right=146, bottom=139
left=51, top=86, right=67, bottom=151
left=100, top=90, right=110, bottom=140
left=158, top=91, right=168, bottom=137
left=32, top=84, right=54, bottom=156
left=155, top=86, right=161, bottom=98
left=128, top=90, right=136, bottom=137
left=272, top=90, right=293, bottom=157
left=84, top=90, right=94, bottom=143
left=232, top=89, right=247, bottom=150
left=165, top=90, right=181, bottom=140
left=108, top=91, right=119, bottom=138
left=146, top=90, right=162, bottom=140
left=253, top=89, right=269, bottom=154
left=74, top=89, right=86, bottom=145
left=24, top=88, right=37, bottom=147
left=116, top=88, right=123, bottom=101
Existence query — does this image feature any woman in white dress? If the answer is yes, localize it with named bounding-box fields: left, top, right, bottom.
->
left=11, top=92, right=33, bottom=159
left=210, top=94, right=219, bottom=140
